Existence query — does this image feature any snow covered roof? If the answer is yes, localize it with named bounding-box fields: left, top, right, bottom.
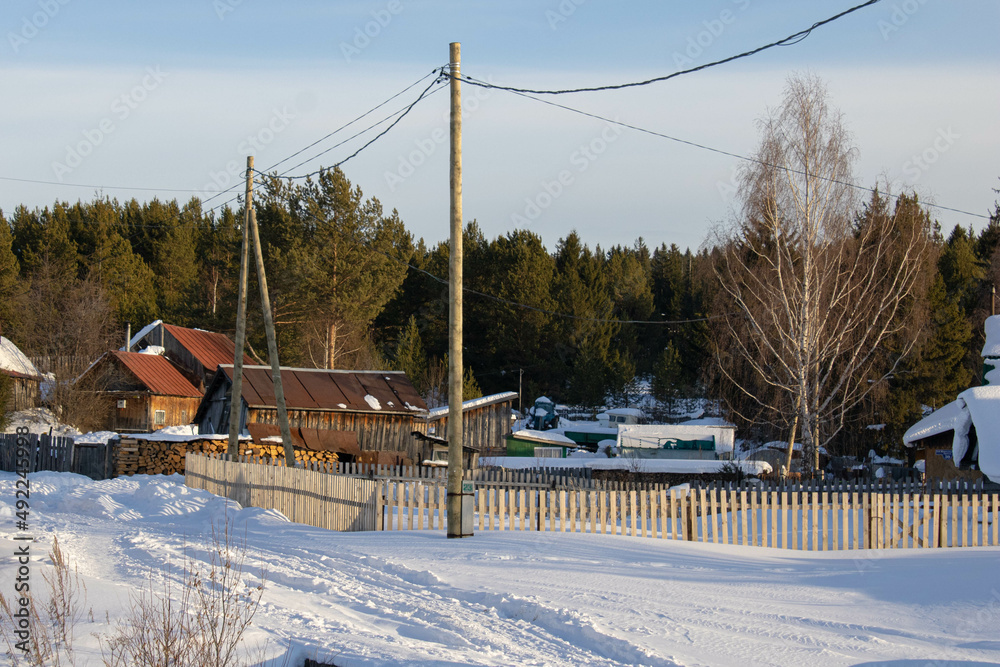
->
left=511, top=429, right=576, bottom=445
left=425, top=391, right=518, bottom=420
left=903, top=386, right=1000, bottom=481
left=983, top=315, right=1000, bottom=357
left=902, top=399, right=965, bottom=445
left=606, top=407, right=646, bottom=418
left=0, top=336, right=42, bottom=381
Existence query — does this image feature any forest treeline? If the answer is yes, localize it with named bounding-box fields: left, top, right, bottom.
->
left=0, top=166, right=997, bottom=457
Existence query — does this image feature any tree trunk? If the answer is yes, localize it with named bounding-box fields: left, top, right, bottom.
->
left=327, top=321, right=337, bottom=370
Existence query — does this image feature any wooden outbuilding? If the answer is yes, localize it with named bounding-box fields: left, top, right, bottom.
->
left=195, top=365, right=430, bottom=463
left=127, top=320, right=254, bottom=391
left=423, top=391, right=517, bottom=457
left=0, top=336, right=43, bottom=412
left=77, top=351, right=203, bottom=433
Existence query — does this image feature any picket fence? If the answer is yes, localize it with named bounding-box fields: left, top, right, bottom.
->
left=187, top=454, right=999, bottom=549
left=383, top=482, right=1000, bottom=549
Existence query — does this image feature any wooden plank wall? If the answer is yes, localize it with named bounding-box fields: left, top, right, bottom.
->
left=250, top=409, right=424, bottom=461
left=184, top=453, right=380, bottom=532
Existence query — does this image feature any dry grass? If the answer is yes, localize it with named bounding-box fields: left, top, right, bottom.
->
left=2, top=522, right=269, bottom=667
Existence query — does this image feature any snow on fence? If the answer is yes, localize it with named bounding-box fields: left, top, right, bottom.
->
left=184, top=453, right=380, bottom=532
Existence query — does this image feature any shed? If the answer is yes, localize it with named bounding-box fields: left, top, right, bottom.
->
left=195, top=365, right=429, bottom=462
left=423, top=391, right=517, bottom=457
left=0, top=336, right=43, bottom=412
left=78, top=351, right=203, bottom=433
left=126, top=321, right=253, bottom=391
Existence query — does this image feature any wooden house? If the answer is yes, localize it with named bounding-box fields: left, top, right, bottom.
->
left=423, top=391, right=517, bottom=457
left=78, top=351, right=203, bottom=433
left=127, top=321, right=253, bottom=391
left=195, top=365, right=430, bottom=462
left=0, top=336, right=43, bottom=412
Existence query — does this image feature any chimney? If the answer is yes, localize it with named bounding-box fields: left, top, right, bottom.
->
left=125, top=323, right=131, bottom=351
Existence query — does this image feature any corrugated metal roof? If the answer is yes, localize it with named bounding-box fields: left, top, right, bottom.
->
left=162, top=324, right=253, bottom=372
left=113, top=351, right=202, bottom=397
left=219, top=365, right=428, bottom=414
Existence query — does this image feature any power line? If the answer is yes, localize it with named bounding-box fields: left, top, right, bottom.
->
left=268, top=76, right=447, bottom=180
left=264, top=69, right=443, bottom=175
left=472, top=77, right=990, bottom=221
left=0, top=174, right=202, bottom=194
left=450, top=0, right=883, bottom=95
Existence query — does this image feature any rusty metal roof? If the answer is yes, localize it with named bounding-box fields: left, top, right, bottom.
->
left=112, top=351, right=202, bottom=397
left=162, top=324, right=253, bottom=373
left=219, top=366, right=428, bottom=415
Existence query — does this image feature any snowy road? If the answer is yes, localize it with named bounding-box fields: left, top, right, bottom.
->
left=2, top=471, right=999, bottom=666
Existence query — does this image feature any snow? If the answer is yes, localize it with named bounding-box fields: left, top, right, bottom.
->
left=958, top=385, right=1000, bottom=481
left=363, top=394, right=382, bottom=411
left=2, top=470, right=997, bottom=666
left=0, top=336, right=42, bottom=379
left=425, top=392, right=518, bottom=419
left=982, top=314, right=1000, bottom=356
left=605, top=407, right=645, bottom=418
left=136, top=344, right=165, bottom=355
left=511, top=429, right=576, bottom=445
left=73, top=431, right=118, bottom=444
left=484, top=456, right=772, bottom=475
left=680, top=416, right=734, bottom=428
left=903, top=398, right=965, bottom=445
left=121, top=319, right=161, bottom=351
left=2, top=407, right=80, bottom=437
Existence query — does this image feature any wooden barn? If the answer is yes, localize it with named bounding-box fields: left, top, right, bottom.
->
left=78, top=351, right=203, bottom=433
left=0, top=336, right=43, bottom=412
left=423, top=391, right=517, bottom=457
left=126, top=321, right=253, bottom=391
left=195, top=365, right=430, bottom=463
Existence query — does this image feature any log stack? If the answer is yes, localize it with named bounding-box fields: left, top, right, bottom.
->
left=243, top=443, right=340, bottom=467
left=114, top=438, right=229, bottom=477
left=113, top=438, right=340, bottom=477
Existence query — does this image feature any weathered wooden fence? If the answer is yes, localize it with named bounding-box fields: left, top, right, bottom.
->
left=183, top=453, right=999, bottom=548
left=384, top=483, right=1000, bottom=550
left=184, top=453, right=380, bottom=532
left=0, top=432, right=113, bottom=480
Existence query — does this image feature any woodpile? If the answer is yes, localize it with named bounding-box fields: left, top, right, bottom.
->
left=114, top=438, right=229, bottom=477
left=113, top=437, right=347, bottom=477
left=243, top=443, right=340, bottom=467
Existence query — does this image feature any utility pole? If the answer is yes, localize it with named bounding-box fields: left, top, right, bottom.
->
left=447, top=42, right=467, bottom=538
left=247, top=197, right=296, bottom=467
left=228, top=156, right=253, bottom=457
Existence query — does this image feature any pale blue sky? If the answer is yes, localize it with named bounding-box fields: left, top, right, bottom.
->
left=2, top=0, right=997, bottom=252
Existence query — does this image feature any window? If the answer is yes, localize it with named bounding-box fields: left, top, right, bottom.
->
left=181, top=410, right=187, bottom=423
left=154, top=410, right=166, bottom=426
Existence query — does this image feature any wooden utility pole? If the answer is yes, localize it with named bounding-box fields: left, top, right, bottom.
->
left=228, top=156, right=253, bottom=456
left=248, top=201, right=296, bottom=466
left=447, top=41, right=467, bottom=538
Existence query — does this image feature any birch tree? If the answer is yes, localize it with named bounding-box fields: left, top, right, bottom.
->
left=713, top=74, right=931, bottom=471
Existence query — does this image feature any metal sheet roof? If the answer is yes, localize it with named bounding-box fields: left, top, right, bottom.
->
left=113, top=351, right=202, bottom=397
left=162, top=324, right=253, bottom=372
left=219, top=365, right=428, bottom=414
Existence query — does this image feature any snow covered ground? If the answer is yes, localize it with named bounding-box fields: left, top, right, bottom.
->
left=2, top=471, right=999, bottom=666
